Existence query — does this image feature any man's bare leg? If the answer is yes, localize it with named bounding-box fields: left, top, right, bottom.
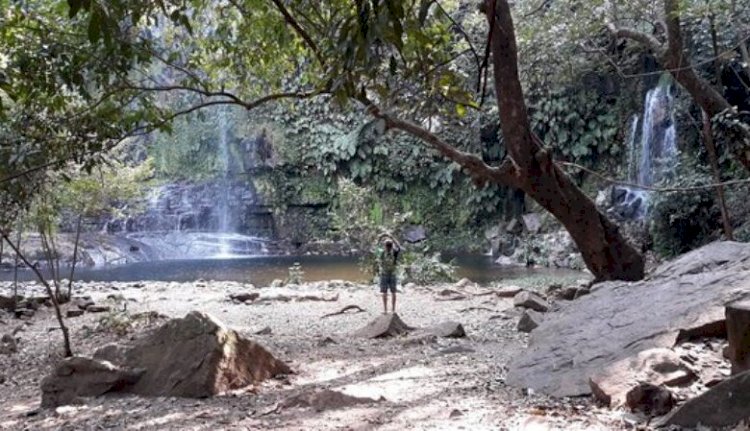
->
left=391, top=292, right=396, bottom=314
left=382, top=293, right=388, bottom=314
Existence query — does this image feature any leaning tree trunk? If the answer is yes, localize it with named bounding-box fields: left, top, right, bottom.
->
left=486, top=0, right=644, bottom=281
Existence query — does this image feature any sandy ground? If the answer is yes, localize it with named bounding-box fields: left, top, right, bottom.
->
left=0, top=279, right=636, bottom=431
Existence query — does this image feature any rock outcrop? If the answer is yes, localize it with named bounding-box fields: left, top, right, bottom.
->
left=93, top=311, right=291, bottom=398
left=507, top=241, right=750, bottom=397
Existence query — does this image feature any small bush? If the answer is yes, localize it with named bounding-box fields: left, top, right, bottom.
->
left=400, top=253, right=457, bottom=285
left=650, top=169, right=720, bottom=257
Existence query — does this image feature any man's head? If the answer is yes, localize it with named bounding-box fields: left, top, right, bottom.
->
left=384, top=239, right=393, bottom=250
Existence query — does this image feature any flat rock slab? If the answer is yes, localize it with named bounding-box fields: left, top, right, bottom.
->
left=507, top=241, right=750, bottom=397
left=281, top=389, right=382, bottom=411
left=353, top=313, right=413, bottom=338
left=660, top=369, right=750, bottom=428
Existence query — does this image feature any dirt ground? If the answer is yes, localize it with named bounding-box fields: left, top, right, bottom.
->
left=0, top=279, right=638, bottom=430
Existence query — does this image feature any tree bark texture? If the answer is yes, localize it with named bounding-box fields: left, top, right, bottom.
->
left=487, top=0, right=644, bottom=281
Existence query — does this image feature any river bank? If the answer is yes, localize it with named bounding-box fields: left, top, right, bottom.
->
left=0, top=277, right=635, bottom=431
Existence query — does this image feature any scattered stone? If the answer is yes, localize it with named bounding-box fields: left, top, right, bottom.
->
left=86, top=305, right=111, bottom=313
left=726, top=300, right=750, bottom=374
left=317, top=337, right=337, bottom=347
left=0, top=334, right=17, bottom=355
left=230, top=292, right=260, bottom=303
left=660, top=369, right=750, bottom=428
left=130, top=283, right=145, bottom=289
left=589, top=348, right=695, bottom=408
left=449, top=409, right=463, bottom=418
left=66, top=309, right=84, bottom=318
left=281, top=389, right=382, bottom=411
left=495, top=256, right=523, bottom=266
left=14, top=308, right=34, bottom=319
left=455, top=278, right=473, bottom=288
left=506, top=218, right=521, bottom=234
left=512, top=291, right=550, bottom=312
left=255, top=326, right=272, bottom=335
left=495, top=287, right=523, bottom=298
left=270, top=279, right=284, bottom=288
left=40, top=356, right=145, bottom=408
left=437, top=345, right=476, bottom=355
left=404, top=282, right=417, bottom=290
left=507, top=241, right=750, bottom=397
left=517, top=310, right=543, bottom=333
left=353, top=313, right=413, bottom=338
left=428, top=321, right=466, bottom=338
left=402, top=334, right=438, bottom=346
left=73, top=296, right=94, bottom=311
left=624, top=382, right=675, bottom=416
left=94, top=311, right=292, bottom=397
left=0, top=374, right=5, bottom=384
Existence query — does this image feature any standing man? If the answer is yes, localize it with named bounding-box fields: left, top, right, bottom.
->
left=377, top=233, right=402, bottom=314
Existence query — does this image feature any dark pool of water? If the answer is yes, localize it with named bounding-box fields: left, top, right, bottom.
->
left=0, top=255, right=582, bottom=286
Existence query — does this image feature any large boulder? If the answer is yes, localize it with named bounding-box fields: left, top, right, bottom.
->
left=589, top=348, right=694, bottom=408
left=507, top=241, right=750, bottom=397
left=41, top=357, right=144, bottom=407
left=353, top=313, right=413, bottom=338
left=660, top=369, right=750, bottom=428
left=94, top=311, right=291, bottom=397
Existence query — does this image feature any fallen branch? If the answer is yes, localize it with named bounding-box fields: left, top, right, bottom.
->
left=321, top=305, right=366, bottom=319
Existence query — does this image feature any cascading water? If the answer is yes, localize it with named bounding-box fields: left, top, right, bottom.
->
left=216, top=109, right=234, bottom=257
left=612, top=82, right=678, bottom=220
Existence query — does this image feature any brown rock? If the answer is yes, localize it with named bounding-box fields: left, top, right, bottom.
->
left=353, top=313, right=413, bottom=338
left=513, top=291, right=549, bottom=312
left=624, top=382, right=674, bottom=416
left=589, top=348, right=695, bottom=408
left=40, top=357, right=144, bottom=408
left=428, top=321, right=466, bottom=338
left=660, top=369, right=750, bottom=428
left=517, top=310, right=543, bottom=333
left=66, top=309, right=84, bottom=318
left=94, top=311, right=291, bottom=397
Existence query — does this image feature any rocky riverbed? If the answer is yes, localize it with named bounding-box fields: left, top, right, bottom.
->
left=0, top=276, right=651, bottom=430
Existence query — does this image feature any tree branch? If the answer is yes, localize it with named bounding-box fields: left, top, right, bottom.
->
left=606, top=23, right=666, bottom=58
left=359, top=99, right=519, bottom=188
left=268, top=0, right=327, bottom=67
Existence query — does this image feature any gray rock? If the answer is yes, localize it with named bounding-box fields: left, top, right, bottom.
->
left=353, top=313, right=413, bottom=338
left=522, top=213, right=542, bottom=234
left=0, top=334, right=17, bottom=355
left=40, top=357, right=144, bottom=407
left=517, top=310, right=543, bottom=333
left=660, top=369, right=750, bottom=428
left=506, top=218, right=522, bottom=234
left=513, top=291, right=549, bottom=312
left=230, top=292, right=260, bottom=303
left=403, top=225, right=427, bottom=243
left=73, top=296, right=94, bottom=311
left=429, top=321, right=466, bottom=338
left=507, top=241, right=750, bottom=398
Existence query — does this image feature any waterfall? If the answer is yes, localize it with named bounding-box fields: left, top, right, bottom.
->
left=217, top=109, right=233, bottom=257
left=612, top=82, right=678, bottom=220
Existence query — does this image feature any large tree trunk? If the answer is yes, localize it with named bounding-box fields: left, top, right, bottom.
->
left=487, top=0, right=644, bottom=281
